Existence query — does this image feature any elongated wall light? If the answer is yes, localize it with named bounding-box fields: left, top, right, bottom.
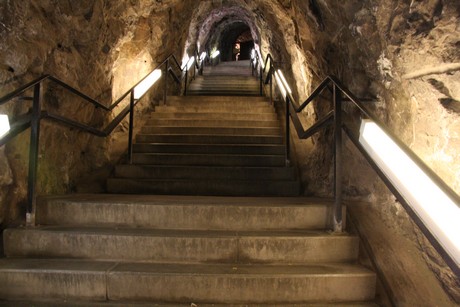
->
left=277, top=70, right=292, bottom=95
left=274, top=71, right=287, bottom=99
left=133, top=69, right=162, bottom=100
left=0, top=114, right=10, bottom=138
left=200, top=52, right=207, bottom=62
left=210, top=50, right=220, bottom=59
left=186, top=56, right=195, bottom=70
left=359, top=119, right=460, bottom=266
left=251, top=49, right=256, bottom=59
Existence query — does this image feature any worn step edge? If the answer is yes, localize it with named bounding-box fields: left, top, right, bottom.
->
left=4, top=228, right=359, bottom=263
left=108, top=262, right=376, bottom=303
left=140, top=127, right=281, bottom=136
left=131, top=153, right=286, bottom=167
left=0, top=259, right=375, bottom=303
left=114, top=165, right=295, bottom=180
left=132, top=144, right=286, bottom=155
left=106, top=178, right=300, bottom=197
left=35, top=195, right=343, bottom=230
left=145, top=119, right=279, bottom=128
left=136, top=135, right=283, bottom=145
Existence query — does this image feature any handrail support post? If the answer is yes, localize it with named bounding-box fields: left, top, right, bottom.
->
left=285, top=96, right=291, bottom=166
left=333, top=84, right=343, bottom=232
left=270, top=72, right=273, bottom=105
left=163, top=59, right=169, bottom=105
left=259, top=65, right=263, bottom=96
left=128, top=90, right=135, bottom=164
left=26, top=83, right=41, bottom=227
left=184, top=67, right=188, bottom=96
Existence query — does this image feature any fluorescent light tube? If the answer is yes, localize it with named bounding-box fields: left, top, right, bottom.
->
left=133, top=69, right=162, bottom=100
left=359, top=119, right=460, bottom=266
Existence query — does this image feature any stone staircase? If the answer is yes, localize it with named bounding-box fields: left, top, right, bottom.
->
left=0, top=60, right=377, bottom=305
left=107, top=95, right=300, bottom=196
left=0, top=195, right=376, bottom=305
left=188, top=60, right=259, bottom=96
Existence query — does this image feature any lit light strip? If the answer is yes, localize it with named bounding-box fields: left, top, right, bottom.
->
left=0, top=114, right=10, bottom=138
left=274, top=71, right=287, bottom=99
left=256, top=49, right=263, bottom=69
left=359, top=119, right=460, bottom=266
left=251, top=49, right=256, bottom=60
left=200, top=52, right=207, bottom=62
left=186, top=56, right=195, bottom=70
left=277, top=70, right=292, bottom=94
left=211, top=50, right=220, bottom=59
left=133, top=69, right=162, bottom=100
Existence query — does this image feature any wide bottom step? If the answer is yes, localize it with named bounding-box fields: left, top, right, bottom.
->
left=106, top=178, right=300, bottom=196
left=0, top=259, right=376, bottom=303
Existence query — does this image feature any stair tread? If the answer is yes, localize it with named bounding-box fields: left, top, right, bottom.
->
left=0, top=258, right=374, bottom=276
left=39, top=194, right=332, bottom=207
left=7, top=226, right=354, bottom=238
left=0, top=301, right=379, bottom=307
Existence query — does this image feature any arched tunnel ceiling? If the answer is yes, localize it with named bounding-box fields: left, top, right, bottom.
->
left=196, top=6, right=260, bottom=53
left=206, top=20, right=250, bottom=51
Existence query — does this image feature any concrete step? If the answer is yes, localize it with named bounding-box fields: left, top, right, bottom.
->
left=140, top=126, right=281, bottom=136
left=153, top=112, right=276, bottom=120
left=132, top=143, right=286, bottom=155
left=155, top=105, right=273, bottom=113
left=166, top=95, right=268, bottom=103
left=114, top=165, right=296, bottom=180
left=4, top=228, right=359, bottom=263
left=190, top=78, right=259, bottom=83
left=145, top=118, right=280, bottom=128
left=35, top=195, right=341, bottom=230
left=106, top=178, right=300, bottom=196
left=109, top=262, right=376, bottom=303
left=136, top=134, right=283, bottom=145
left=131, top=153, right=285, bottom=166
left=187, top=91, right=260, bottom=96
left=189, top=83, right=259, bottom=89
left=0, top=301, right=380, bottom=307
left=0, top=259, right=376, bottom=303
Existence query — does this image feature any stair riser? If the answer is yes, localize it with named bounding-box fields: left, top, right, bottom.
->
left=145, top=119, right=280, bottom=128
left=141, top=127, right=281, bottom=136
left=36, top=196, right=341, bottom=230
left=153, top=113, right=276, bottom=120
left=109, top=273, right=376, bottom=303
left=4, top=230, right=359, bottom=263
left=115, top=165, right=295, bottom=180
left=188, top=92, right=260, bottom=96
left=106, top=179, right=300, bottom=197
left=155, top=106, right=273, bottom=113
left=133, top=144, right=286, bottom=155
left=166, top=96, right=268, bottom=103
left=0, top=262, right=376, bottom=303
left=188, top=86, right=259, bottom=90
left=136, top=135, right=283, bottom=145
left=132, top=154, right=286, bottom=167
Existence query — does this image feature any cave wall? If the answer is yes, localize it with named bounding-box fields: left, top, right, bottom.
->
left=0, top=0, right=458, bottom=305
left=283, top=0, right=460, bottom=305
left=0, top=0, right=195, bottom=225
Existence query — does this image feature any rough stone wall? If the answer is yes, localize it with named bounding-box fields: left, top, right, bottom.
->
left=0, top=0, right=194, bottom=225
left=284, top=0, right=460, bottom=305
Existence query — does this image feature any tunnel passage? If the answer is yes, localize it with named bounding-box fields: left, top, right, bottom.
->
left=208, top=22, right=254, bottom=61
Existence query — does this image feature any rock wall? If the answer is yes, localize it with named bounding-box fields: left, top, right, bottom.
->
left=0, top=0, right=194, bottom=224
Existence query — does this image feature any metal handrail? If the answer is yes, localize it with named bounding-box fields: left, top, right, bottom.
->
left=252, top=50, right=460, bottom=277
left=0, top=52, right=192, bottom=226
